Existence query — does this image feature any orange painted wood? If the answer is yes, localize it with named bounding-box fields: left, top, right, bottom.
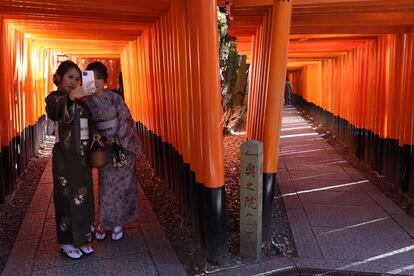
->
left=196, top=0, right=224, bottom=188
left=1, top=0, right=414, bottom=195
left=262, top=1, right=292, bottom=174
left=0, top=14, right=8, bottom=147
left=289, top=30, right=414, bottom=148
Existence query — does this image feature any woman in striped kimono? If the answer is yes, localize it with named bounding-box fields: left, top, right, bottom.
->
left=84, top=61, right=142, bottom=241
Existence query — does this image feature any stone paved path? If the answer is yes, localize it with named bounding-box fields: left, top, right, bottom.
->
left=279, top=107, right=414, bottom=275
left=2, top=161, right=186, bottom=276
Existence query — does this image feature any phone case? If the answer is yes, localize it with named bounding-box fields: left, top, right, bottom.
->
left=82, top=70, right=95, bottom=88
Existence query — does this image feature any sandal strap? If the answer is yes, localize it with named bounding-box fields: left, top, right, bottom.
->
left=61, top=248, right=83, bottom=259
left=63, top=248, right=81, bottom=254
left=112, top=229, right=124, bottom=240
left=113, top=229, right=123, bottom=235
left=96, top=230, right=107, bottom=240
left=80, top=245, right=94, bottom=254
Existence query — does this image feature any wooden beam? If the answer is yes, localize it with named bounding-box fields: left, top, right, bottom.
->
left=0, top=5, right=158, bottom=23
left=233, top=0, right=272, bottom=8
left=291, top=25, right=410, bottom=34
left=292, top=11, right=414, bottom=27
left=288, top=52, right=346, bottom=58
left=293, top=0, right=391, bottom=4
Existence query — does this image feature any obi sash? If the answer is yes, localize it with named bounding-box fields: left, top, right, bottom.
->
left=96, top=118, right=119, bottom=138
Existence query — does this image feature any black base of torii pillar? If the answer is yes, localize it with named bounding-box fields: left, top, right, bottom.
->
left=262, top=172, right=277, bottom=241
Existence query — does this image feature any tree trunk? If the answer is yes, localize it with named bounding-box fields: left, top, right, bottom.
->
left=222, top=55, right=249, bottom=134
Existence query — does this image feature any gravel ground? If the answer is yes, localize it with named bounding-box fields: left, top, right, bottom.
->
left=138, top=134, right=297, bottom=275
left=0, top=137, right=53, bottom=273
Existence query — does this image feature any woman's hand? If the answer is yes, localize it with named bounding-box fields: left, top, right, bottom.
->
left=69, top=82, right=95, bottom=100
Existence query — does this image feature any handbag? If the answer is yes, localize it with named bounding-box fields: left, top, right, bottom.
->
left=112, top=136, right=127, bottom=168
left=90, top=136, right=108, bottom=168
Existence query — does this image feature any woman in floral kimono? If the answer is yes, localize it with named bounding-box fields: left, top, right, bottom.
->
left=45, top=60, right=96, bottom=259
left=84, top=62, right=142, bottom=241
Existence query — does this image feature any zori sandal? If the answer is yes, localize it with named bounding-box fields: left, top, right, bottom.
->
left=95, top=226, right=107, bottom=241
left=61, top=246, right=83, bottom=260
left=111, top=226, right=124, bottom=241
left=79, top=245, right=94, bottom=255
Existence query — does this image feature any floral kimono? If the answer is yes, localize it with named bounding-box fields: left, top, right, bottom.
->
left=46, top=90, right=95, bottom=246
left=85, top=90, right=142, bottom=230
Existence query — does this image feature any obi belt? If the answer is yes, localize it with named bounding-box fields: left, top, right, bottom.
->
left=96, top=118, right=119, bottom=138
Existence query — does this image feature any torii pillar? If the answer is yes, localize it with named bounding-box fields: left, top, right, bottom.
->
left=262, top=0, right=292, bottom=240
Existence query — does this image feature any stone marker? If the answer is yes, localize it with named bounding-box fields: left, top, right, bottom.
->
left=240, top=140, right=263, bottom=260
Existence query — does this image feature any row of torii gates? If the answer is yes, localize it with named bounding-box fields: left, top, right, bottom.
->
left=1, top=0, right=414, bottom=263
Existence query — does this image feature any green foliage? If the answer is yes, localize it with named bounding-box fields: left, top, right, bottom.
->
left=217, top=8, right=239, bottom=94
left=218, top=10, right=228, bottom=69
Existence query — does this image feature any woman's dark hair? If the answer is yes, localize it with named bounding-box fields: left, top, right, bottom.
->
left=53, top=60, right=81, bottom=86
left=86, top=61, right=108, bottom=81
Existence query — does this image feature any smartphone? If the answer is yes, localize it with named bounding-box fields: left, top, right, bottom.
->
left=82, top=70, right=95, bottom=92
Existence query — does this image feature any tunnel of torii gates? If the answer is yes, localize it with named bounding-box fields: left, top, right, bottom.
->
left=1, top=0, right=414, bottom=263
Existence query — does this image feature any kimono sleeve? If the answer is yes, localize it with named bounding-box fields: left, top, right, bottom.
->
left=45, top=91, right=75, bottom=124
left=116, top=96, right=142, bottom=156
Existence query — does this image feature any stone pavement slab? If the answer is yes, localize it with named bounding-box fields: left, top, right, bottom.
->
left=280, top=140, right=331, bottom=151
left=293, top=257, right=414, bottom=275
left=292, top=178, right=365, bottom=193
left=29, top=185, right=52, bottom=212
left=325, top=148, right=348, bottom=161
left=313, top=226, right=414, bottom=261
left=303, top=201, right=390, bottom=228
left=286, top=208, right=323, bottom=258
left=41, top=219, right=57, bottom=242
left=16, top=211, right=47, bottom=242
left=298, top=190, right=377, bottom=206
left=141, top=222, right=187, bottom=276
left=365, top=190, right=406, bottom=215
left=281, top=188, right=302, bottom=210
left=1, top=240, right=38, bottom=276
left=31, top=228, right=148, bottom=271
left=31, top=253, right=158, bottom=276
left=393, top=214, right=414, bottom=237
left=208, top=257, right=295, bottom=276
left=337, top=162, right=368, bottom=181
